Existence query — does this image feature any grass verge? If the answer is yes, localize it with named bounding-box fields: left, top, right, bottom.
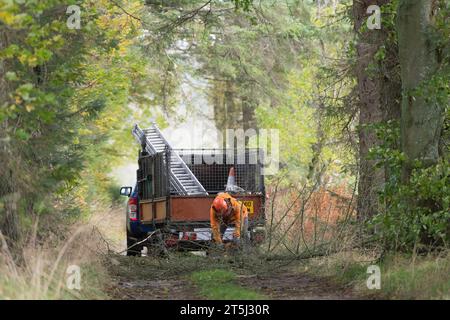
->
left=378, top=252, right=449, bottom=299
left=190, top=269, right=266, bottom=300
left=303, top=250, right=449, bottom=299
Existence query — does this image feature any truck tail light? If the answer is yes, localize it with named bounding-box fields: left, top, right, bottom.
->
left=165, top=235, right=179, bottom=247
left=180, top=232, right=197, bottom=241
left=128, top=198, right=138, bottom=221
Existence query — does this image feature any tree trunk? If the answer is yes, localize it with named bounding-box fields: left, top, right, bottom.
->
left=242, top=96, right=256, bottom=133
left=397, top=0, right=442, bottom=180
left=241, top=85, right=258, bottom=147
left=353, top=0, right=393, bottom=220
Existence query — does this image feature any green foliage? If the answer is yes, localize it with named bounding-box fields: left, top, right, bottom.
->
left=368, top=122, right=449, bottom=250
left=233, top=0, right=253, bottom=11
left=364, top=0, right=450, bottom=251
left=0, top=0, right=148, bottom=233
left=139, top=0, right=355, bottom=188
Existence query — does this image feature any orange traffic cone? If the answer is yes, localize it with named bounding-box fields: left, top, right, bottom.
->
left=226, top=167, right=236, bottom=189
left=225, top=167, right=244, bottom=193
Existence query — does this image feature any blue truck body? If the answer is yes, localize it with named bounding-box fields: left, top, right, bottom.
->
left=126, top=186, right=154, bottom=241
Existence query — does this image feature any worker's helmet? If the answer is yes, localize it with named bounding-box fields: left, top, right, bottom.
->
left=212, top=197, right=228, bottom=215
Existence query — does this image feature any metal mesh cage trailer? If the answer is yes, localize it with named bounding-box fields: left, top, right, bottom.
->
left=136, top=148, right=266, bottom=246
left=175, top=148, right=265, bottom=195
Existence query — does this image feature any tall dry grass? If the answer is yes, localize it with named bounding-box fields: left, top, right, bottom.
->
left=0, top=208, right=121, bottom=299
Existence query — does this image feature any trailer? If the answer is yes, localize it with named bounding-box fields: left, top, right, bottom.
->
left=131, top=123, right=266, bottom=252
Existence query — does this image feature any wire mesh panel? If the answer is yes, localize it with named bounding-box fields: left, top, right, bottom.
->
left=137, top=151, right=169, bottom=200
left=176, top=149, right=265, bottom=194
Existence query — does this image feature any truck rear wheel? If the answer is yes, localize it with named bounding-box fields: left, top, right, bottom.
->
left=147, top=232, right=169, bottom=257
left=126, top=235, right=142, bottom=256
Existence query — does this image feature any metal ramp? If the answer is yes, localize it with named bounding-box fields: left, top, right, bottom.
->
left=132, top=123, right=208, bottom=196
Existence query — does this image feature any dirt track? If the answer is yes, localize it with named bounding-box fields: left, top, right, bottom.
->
left=97, top=208, right=358, bottom=300
left=106, top=253, right=358, bottom=300
left=110, top=277, right=200, bottom=300
left=240, top=273, right=356, bottom=300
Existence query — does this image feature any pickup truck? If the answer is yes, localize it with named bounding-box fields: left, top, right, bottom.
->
left=120, top=124, right=266, bottom=256
left=120, top=184, right=154, bottom=256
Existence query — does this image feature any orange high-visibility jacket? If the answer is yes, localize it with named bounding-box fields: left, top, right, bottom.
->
left=209, top=192, right=248, bottom=243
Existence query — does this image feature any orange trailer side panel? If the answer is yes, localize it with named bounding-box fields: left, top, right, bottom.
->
left=140, top=199, right=167, bottom=222
left=141, top=202, right=153, bottom=222
left=155, top=200, right=167, bottom=220
left=170, top=195, right=263, bottom=222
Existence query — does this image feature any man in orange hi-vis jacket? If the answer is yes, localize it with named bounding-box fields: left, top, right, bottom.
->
left=209, top=192, right=248, bottom=245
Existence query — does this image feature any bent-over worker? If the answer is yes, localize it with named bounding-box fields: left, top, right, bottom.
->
left=210, top=192, right=248, bottom=246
